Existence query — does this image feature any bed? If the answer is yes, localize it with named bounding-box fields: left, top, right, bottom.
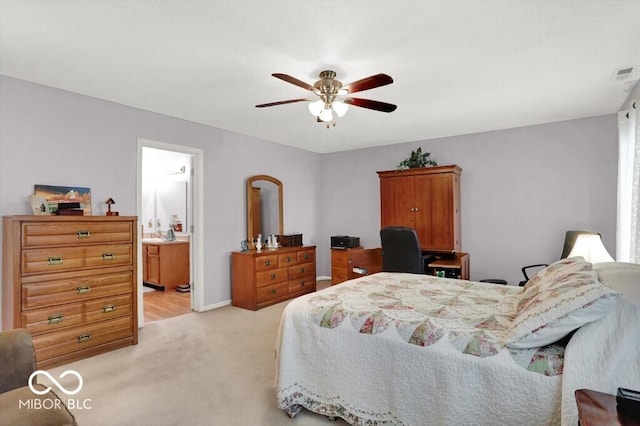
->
left=276, top=259, right=640, bottom=425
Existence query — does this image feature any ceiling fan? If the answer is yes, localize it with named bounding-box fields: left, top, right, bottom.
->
left=255, top=70, right=397, bottom=127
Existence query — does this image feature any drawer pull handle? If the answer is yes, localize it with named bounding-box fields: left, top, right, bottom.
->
left=270, top=273, right=276, bottom=280
left=102, top=304, right=115, bottom=313
left=102, top=253, right=116, bottom=260
left=264, top=260, right=271, bottom=266
left=48, top=314, right=64, bottom=324
left=47, top=256, right=63, bottom=265
left=270, top=289, right=276, bottom=295
left=285, top=256, right=291, bottom=262
left=300, top=281, right=305, bottom=286
left=76, top=230, right=91, bottom=238
left=76, top=286, right=91, bottom=294
left=300, top=267, right=305, bottom=273
left=304, top=253, right=310, bottom=259
left=77, top=333, right=92, bottom=343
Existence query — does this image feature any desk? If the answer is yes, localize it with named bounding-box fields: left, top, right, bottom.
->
left=331, top=247, right=382, bottom=285
left=331, top=248, right=469, bottom=283
left=575, top=389, right=640, bottom=426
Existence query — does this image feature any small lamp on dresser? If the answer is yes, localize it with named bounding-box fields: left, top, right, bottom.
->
left=105, top=197, right=119, bottom=216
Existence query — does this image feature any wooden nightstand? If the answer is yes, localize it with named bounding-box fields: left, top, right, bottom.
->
left=575, top=389, right=640, bottom=426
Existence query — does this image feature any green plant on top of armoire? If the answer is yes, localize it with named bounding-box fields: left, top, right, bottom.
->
left=396, top=147, right=437, bottom=169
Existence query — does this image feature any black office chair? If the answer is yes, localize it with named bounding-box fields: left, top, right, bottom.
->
left=379, top=226, right=425, bottom=274
left=519, top=230, right=603, bottom=286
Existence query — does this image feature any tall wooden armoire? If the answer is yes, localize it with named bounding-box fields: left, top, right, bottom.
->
left=377, top=165, right=462, bottom=252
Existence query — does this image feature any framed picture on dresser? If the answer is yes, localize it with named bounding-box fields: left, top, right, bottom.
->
left=29, top=195, right=51, bottom=215
left=34, top=184, right=92, bottom=215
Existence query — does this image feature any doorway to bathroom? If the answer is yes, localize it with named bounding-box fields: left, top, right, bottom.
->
left=137, top=139, right=204, bottom=325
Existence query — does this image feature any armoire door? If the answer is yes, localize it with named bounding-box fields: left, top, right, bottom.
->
left=412, top=174, right=434, bottom=248
left=380, top=175, right=414, bottom=229
left=425, top=174, right=458, bottom=251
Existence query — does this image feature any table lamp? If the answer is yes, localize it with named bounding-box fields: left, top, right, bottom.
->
left=105, top=197, right=119, bottom=216
left=567, top=233, right=614, bottom=263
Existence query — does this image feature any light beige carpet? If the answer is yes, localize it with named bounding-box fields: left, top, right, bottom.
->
left=44, top=282, right=347, bottom=426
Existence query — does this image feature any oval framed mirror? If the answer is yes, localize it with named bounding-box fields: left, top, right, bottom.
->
left=246, top=175, right=283, bottom=243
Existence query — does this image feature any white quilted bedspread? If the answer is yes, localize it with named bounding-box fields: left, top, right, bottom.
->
left=276, top=273, right=569, bottom=425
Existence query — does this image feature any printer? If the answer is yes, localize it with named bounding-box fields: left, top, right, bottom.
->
left=331, top=235, right=361, bottom=249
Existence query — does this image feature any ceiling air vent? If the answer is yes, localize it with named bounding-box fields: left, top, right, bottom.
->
left=612, top=67, right=635, bottom=82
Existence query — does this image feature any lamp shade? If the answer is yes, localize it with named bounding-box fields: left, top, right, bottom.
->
left=567, top=234, right=615, bottom=263
left=332, top=99, right=349, bottom=117
left=319, top=106, right=333, bottom=122
left=308, top=99, right=323, bottom=116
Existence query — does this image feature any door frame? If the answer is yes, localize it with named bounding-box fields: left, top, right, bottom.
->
left=136, top=138, right=205, bottom=326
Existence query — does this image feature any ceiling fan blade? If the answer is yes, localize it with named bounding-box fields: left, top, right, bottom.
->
left=342, top=73, right=393, bottom=93
left=255, top=98, right=311, bottom=108
left=272, top=73, right=315, bottom=91
left=345, top=97, right=397, bottom=113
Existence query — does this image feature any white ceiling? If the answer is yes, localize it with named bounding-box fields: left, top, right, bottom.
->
left=1, top=0, right=639, bottom=153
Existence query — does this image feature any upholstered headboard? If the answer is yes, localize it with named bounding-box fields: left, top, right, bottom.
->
left=593, top=262, right=640, bottom=305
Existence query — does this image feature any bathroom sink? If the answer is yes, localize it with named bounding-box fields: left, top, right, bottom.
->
left=142, top=237, right=188, bottom=243
left=141, top=238, right=166, bottom=243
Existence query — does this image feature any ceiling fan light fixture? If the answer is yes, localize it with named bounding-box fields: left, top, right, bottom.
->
left=308, top=99, right=323, bottom=116
left=258, top=70, right=396, bottom=125
left=319, top=106, right=333, bottom=122
left=332, top=100, right=349, bottom=117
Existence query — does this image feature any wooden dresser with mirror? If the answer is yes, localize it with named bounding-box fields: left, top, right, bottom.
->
left=231, top=175, right=316, bottom=310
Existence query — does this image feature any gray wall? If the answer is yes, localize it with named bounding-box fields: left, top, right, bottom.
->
left=0, top=75, right=619, bottom=323
left=0, top=76, right=320, bottom=317
left=318, top=116, right=618, bottom=284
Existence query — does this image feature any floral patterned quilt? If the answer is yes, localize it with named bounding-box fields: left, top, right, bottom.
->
left=307, top=273, right=565, bottom=375
left=277, top=269, right=639, bottom=425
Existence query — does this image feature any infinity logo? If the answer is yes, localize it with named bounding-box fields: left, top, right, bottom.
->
left=28, top=370, right=83, bottom=396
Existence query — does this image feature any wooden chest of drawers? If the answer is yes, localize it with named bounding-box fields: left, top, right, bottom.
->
left=2, top=215, right=138, bottom=368
left=231, top=246, right=316, bottom=310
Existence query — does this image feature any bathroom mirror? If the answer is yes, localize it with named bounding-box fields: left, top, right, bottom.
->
left=246, top=175, right=283, bottom=243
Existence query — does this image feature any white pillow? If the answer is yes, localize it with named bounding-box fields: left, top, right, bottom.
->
left=593, top=262, right=640, bottom=306
left=506, top=271, right=619, bottom=349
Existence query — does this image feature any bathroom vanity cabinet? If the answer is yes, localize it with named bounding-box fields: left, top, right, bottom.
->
left=142, top=240, right=189, bottom=291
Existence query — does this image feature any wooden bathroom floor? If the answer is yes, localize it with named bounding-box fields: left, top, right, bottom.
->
left=143, top=288, right=191, bottom=323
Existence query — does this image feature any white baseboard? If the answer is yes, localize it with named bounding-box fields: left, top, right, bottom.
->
left=200, top=299, right=232, bottom=312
